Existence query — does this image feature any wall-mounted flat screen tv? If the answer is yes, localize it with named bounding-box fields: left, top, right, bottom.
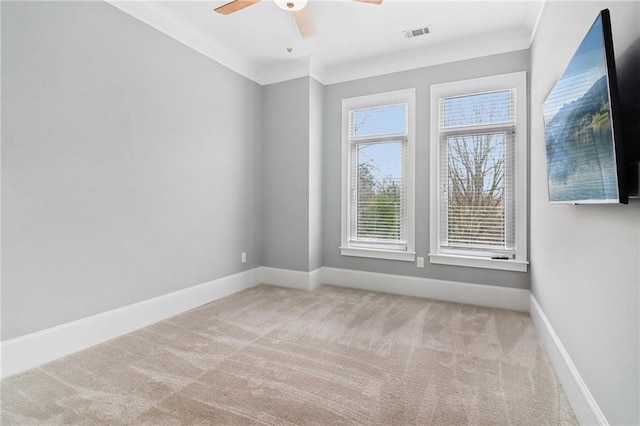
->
left=543, top=9, right=628, bottom=204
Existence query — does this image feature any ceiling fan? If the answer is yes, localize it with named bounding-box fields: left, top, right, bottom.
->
left=214, top=0, right=383, bottom=39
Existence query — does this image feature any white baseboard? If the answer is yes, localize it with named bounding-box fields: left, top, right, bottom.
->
left=309, top=268, right=322, bottom=290
left=259, top=266, right=321, bottom=291
left=0, top=268, right=260, bottom=379
left=259, top=266, right=528, bottom=311
left=320, top=267, right=530, bottom=311
left=530, top=295, right=608, bottom=425
left=2, top=264, right=578, bottom=405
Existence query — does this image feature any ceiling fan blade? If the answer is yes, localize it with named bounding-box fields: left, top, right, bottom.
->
left=294, top=6, right=316, bottom=39
left=214, top=0, right=261, bottom=15
left=353, top=0, right=383, bottom=4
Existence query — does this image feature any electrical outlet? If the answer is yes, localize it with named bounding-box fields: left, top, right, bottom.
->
left=416, top=256, right=424, bottom=268
left=241, top=252, right=247, bottom=263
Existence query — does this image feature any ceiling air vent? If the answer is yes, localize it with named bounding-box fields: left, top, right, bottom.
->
left=404, top=25, right=431, bottom=39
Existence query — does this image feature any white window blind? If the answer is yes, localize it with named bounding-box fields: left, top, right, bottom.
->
left=438, top=90, right=517, bottom=257
left=341, top=88, right=415, bottom=262
left=348, top=104, right=408, bottom=251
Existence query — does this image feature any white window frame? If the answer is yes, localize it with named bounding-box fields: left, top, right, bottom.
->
left=429, top=72, right=528, bottom=272
left=340, top=88, right=416, bottom=262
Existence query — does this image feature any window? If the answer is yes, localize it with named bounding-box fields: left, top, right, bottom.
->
left=429, top=72, right=528, bottom=272
left=341, top=89, right=415, bottom=261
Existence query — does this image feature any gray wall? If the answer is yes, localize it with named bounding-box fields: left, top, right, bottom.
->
left=261, top=78, right=310, bottom=271
left=321, top=51, right=531, bottom=289
left=261, top=77, right=324, bottom=273
left=530, top=1, right=640, bottom=424
left=1, top=1, right=263, bottom=340
left=309, top=78, right=324, bottom=271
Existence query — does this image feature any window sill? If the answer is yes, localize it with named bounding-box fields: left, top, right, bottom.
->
left=428, top=253, right=528, bottom=272
left=340, top=247, right=416, bottom=262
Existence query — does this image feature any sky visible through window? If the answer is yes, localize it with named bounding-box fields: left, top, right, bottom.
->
left=352, top=104, right=406, bottom=137
left=352, top=104, right=406, bottom=179
left=357, top=141, right=402, bottom=183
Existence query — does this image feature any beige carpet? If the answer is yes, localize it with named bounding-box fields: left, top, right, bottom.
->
left=1, top=284, right=577, bottom=425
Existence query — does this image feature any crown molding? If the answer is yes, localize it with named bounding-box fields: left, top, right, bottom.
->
left=106, top=0, right=261, bottom=84
left=529, top=0, right=547, bottom=47
left=258, top=57, right=313, bottom=86
left=106, top=1, right=532, bottom=87
left=256, top=56, right=328, bottom=86
left=320, top=30, right=531, bottom=85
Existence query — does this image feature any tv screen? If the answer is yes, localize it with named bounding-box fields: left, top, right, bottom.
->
left=543, top=9, right=627, bottom=204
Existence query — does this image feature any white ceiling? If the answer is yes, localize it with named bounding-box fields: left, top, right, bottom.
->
left=108, top=0, right=545, bottom=85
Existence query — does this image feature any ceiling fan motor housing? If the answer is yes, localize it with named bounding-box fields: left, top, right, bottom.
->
left=274, top=0, right=307, bottom=11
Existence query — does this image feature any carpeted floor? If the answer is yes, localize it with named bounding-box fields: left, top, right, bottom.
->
left=1, top=284, right=577, bottom=425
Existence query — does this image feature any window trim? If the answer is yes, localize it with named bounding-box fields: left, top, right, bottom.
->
left=341, top=88, right=416, bottom=262
left=429, top=72, right=528, bottom=272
